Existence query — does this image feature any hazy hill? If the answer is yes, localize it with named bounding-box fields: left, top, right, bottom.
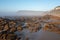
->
left=17, top=10, right=48, bottom=16
left=17, top=6, right=60, bottom=17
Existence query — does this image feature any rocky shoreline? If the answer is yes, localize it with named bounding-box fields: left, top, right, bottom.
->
left=0, top=15, right=60, bottom=40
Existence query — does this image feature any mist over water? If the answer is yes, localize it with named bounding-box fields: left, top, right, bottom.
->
left=0, top=12, right=17, bottom=16
left=0, top=11, right=47, bottom=17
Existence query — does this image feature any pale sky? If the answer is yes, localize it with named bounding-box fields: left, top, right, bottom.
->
left=0, top=0, right=60, bottom=12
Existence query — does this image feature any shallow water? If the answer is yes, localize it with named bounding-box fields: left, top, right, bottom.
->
left=22, top=29, right=60, bottom=40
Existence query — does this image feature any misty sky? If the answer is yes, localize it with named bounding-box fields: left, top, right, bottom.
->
left=0, top=0, right=60, bottom=12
